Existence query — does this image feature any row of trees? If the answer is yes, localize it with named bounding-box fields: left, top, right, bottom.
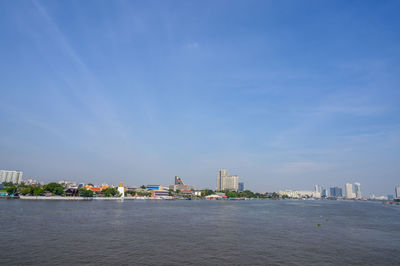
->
left=2, top=182, right=281, bottom=199
left=1, top=182, right=121, bottom=197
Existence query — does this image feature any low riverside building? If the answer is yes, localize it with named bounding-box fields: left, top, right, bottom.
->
left=0, top=190, right=8, bottom=197
left=152, top=190, right=169, bottom=197
left=279, top=190, right=314, bottom=198
left=146, top=185, right=162, bottom=191
left=205, top=194, right=225, bottom=200
left=169, top=176, right=195, bottom=195
left=64, top=188, right=79, bottom=196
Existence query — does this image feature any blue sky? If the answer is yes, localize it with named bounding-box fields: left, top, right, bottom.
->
left=1, top=0, right=399, bottom=195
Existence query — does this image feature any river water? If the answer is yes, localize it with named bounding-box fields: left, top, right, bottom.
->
left=0, top=199, right=399, bottom=265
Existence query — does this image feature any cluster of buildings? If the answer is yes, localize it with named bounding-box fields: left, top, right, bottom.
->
left=0, top=170, right=23, bottom=184
left=216, top=169, right=244, bottom=192
left=279, top=183, right=363, bottom=199
left=2, top=168, right=400, bottom=201
left=280, top=183, right=400, bottom=201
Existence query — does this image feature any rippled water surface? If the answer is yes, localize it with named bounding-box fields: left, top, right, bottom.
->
left=1, top=199, right=399, bottom=265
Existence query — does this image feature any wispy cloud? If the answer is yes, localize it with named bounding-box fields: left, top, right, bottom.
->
left=276, top=161, right=331, bottom=174
left=186, top=41, right=200, bottom=48
left=31, top=0, right=129, bottom=141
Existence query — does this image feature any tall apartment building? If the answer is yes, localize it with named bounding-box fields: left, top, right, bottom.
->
left=0, top=170, right=23, bottom=184
left=396, top=186, right=400, bottom=199
left=238, top=182, right=244, bottom=192
left=354, top=182, right=361, bottom=199
left=345, top=183, right=355, bottom=199
left=217, top=169, right=239, bottom=192
left=314, top=185, right=322, bottom=198
left=330, top=187, right=343, bottom=198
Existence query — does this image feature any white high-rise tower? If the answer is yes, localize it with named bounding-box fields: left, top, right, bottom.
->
left=217, top=169, right=228, bottom=191
left=345, top=183, right=355, bottom=199
left=217, top=169, right=239, bottom=192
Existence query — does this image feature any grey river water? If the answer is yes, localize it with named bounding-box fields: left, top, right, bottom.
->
left=0, top=199, right=399, bottom=265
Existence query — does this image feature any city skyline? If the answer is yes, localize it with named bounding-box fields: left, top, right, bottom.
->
left=1, top=1, right=400, bottom=196
left=2, top=167, right=397, bottom=197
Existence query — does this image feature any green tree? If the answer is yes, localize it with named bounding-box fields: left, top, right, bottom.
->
left=43, top=182, right=65, bottom=195
left=102, top=187, right=118, bottom=197
left=32, top=187, right=44, bottom=196
left=6, top=186, right=17, bottom=195
left=126, top=190, right=136, bottom=196
left=20, top=187, right=32, bottom=196
left=136, top=190, right=151, bottom=197
left=140, top=185, right=146, bottom=189
left=203, top=189, right=214, bottom=196
left=79, top=188, right=94, bottom=197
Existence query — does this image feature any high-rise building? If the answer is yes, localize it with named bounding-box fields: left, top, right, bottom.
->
left=217, top=169, right=228, bottom=191
left=322, top=188, right=329, bottom=197
left=345, top=183, right=355, bottom=199
left=395, top=186, right=400, bottom=199
left=175, top=176, right=183, bottom=185
left=354, top=182, right=361, bottom=199
left=330, top=187, right=343, bottom=198
left=217, top=170, right=239, bottom=192
left=314, top=185, right=322, bottom=198
left=0, top=170, right=23, bottom=184
left=238, top=182, right=244, bottom=192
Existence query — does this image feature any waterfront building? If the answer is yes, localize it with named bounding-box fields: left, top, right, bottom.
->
left=345, top=183, right=355, bottom=199
left=205, top=194, right=224, bottom=200
left=330, top=187, right=343, bottom=198
left=396, top=186, right=400, bottom=199
left=217, top=169, right=239, bottom=192
left=59, top=180, right=77, bottom=188
left=388, top=195, right=394, bottom=201
left=354, top=182, right=361, bottom=199
left=118, top=182, right=125, bottom=197
left=24, top=179, right=39, bottom=185
left=169, top=176, right=195, bottom=193
left=0, top=170, right=23, bottom=184
left=146, top=185, right=162, bottom=191
left=0, top=190, right=8, bottom=197
left=89, top=187, right=101, bottom=192
left=152, top=190, right=169, bottom=197
left=238, top=182, right=244, bottom=192
left=279, top=190, right=314, bottom=198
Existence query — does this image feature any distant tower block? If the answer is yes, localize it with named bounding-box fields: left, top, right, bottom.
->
left=118, top=181, right=125, bottom=198
left=175, top=176, right=184, bottom=185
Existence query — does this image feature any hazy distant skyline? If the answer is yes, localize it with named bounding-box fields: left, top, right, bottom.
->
left=1, top=0, right=399, bottom=195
